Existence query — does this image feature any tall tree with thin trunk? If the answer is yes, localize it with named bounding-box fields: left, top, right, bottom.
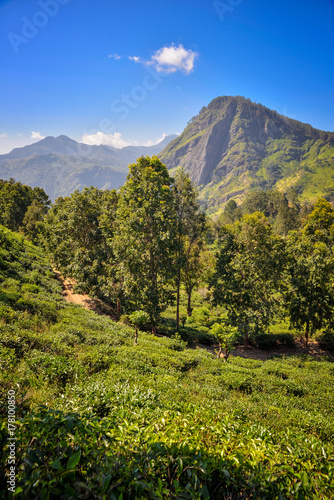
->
left=113, top=156, right=177, bottom=333
left=172, top=169, right=207, bottom=329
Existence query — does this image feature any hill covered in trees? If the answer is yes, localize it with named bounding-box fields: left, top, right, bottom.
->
left=160, top=96, right=334, bottom=214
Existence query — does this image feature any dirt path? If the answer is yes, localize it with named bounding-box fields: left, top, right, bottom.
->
left=53, top=270, right=118, bottom=320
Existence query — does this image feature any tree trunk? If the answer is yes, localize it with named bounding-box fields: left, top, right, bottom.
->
left=149, top=247, right=158, bottom=337
left=176, top=270, right=180, bottom=331
left=217, top=344, right=222, bottom=359
left=117, top=299, right=121, bottom=316
left=243, top=332, right=248, bottom=348
left=134, top=327, right=138, bottom=346
left=305, top=320, right=309, bottom=347
left=187, top=288, right=193, bottom=317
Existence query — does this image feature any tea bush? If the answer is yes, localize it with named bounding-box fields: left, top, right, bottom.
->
left=317, top=330, right=334, bottom=351
left=1, top=227, right=334, bottom=498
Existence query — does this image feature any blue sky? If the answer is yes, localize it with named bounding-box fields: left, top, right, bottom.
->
left=0, top=0, right=333, bottom=153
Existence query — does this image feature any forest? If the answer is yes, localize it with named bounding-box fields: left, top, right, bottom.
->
left=0, top=156, right=334, bottom=499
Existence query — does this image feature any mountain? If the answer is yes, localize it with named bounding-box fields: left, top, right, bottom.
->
left=160, top=96, right=334, bottom=214
left=0, top=134, right=177, bottom=200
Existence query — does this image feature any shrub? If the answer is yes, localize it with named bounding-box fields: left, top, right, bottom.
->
left=21, top=283, right=41, bottom=294
left=277, top=333, right=296, bottom=347
left=169, top=333, right=187, bottom=351
left=317, top=330, right=334, bottom=351
left=197, top=330, right=215, bottom=346
left=253, top=333, right=278, bottom=350
left=27, top=351, right=84, bottom=387
left=192, top=307, right=211, bottom=327
left=210, top=322, right=238, bottom=361
left=119, top=314, right=130, bottom=325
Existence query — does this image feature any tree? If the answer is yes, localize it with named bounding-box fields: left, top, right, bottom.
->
left=0, top=178, right=50, bottom=231
left=241, top=191, right=269, bottom=216
left=241, top=189, right=301, bottom=236
left=303, top=198, right=334, bottom=245
left=211, top=213, right=285, bottom=347
left=172, top=169, right=207, bottom=328
left=284, top=234, right=334, bottom=346
left=210, top=322, right=238, bottom=362
left=218, top=199, right=242, bottom=226
left=129, top=310, right=150, bottom=345
left=21, top=200, right=46, bottom=243
left=43, top=187, right=118, bottom=300
left=113, top=157, right=177, bottom=334
left=284, top=199, right=334, bottom=346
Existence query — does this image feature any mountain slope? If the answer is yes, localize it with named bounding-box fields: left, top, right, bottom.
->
left=160, top=96, right=334, bottom=213
left=0, top=134, right=177, bottom=200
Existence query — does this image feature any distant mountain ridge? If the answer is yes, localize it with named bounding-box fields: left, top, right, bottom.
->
left=2, top=96, right=334, bottom=212
left=0, top=134, right=177, bottom=200
left=159, top=96, right=334, bottom=214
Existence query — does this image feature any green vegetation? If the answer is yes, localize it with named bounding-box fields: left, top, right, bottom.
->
left=1, top=226, right=334, bottom=499
left=159, top=95, right=334, bottom=215
left=1, top=163, right=334, bottom=498
left=0, top=178, right=50, bottom=238
left=210, top=322, right=238, bottom=361
left=211, top=212, right=285, bottom=347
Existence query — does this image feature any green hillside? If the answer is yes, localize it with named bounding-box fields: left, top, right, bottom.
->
left=160, top=96, right=334, bottom=215
left=1, top=226, right=334, bottom=498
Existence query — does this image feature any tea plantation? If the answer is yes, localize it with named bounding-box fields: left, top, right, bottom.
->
left=0, top=225, right=334, bottom=499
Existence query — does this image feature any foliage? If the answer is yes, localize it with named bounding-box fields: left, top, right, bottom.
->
left=192, top=307, right=211, bottom=327
left=113, top=156, right=177, bottom=332
left=317, top=330, right=334, bottom=351
left=172, top=168, right=207, bottom=325
left=128, top=310, right=150, bottom=345
left=0, top=227, right=334, bottom=498
left=303, top=197, right=334, bottom=244
left=284, top=232, right=334, bottom=346
left=219, top=199, right=243, bottom=225
left=21, top=200, right=46, bottom=243
left=43, top=187, right=119, bottom=301
left=211, top=212, right=286, bottom=346
left=210, top=322, right=238, bottom=361
left=182, top=240, right=214, bottom=318
left=0, top=178, right=50, bottom=232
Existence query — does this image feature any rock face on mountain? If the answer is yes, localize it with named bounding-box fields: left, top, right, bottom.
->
left=0, top=134, right=177, bottom=200
left=160, top=96, right=334, bottom=213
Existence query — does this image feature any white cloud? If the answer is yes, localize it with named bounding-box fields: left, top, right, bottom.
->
left=128, top=44, right=198, bottom=75
left=81, top=131, right=130, bottom=149
left=0, top=131, right=8, bottom=138
left=151, top=44, right=198, bottom=74
left=108, top=53, right=121, bottom=60
left=143, top=133, right=168, bottom=147
left=31, top=131, right=45, bottom=140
